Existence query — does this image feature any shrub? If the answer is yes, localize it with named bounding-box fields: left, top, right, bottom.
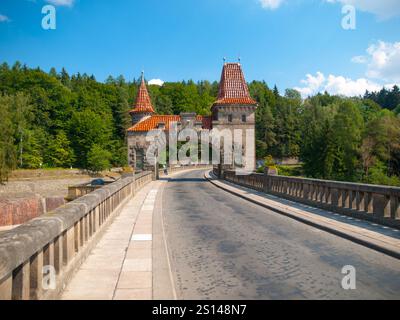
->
left=87, top=144, right=111, bottom=173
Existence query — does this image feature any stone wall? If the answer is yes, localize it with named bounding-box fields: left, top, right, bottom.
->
left=0, top=178, right=91, bottom=228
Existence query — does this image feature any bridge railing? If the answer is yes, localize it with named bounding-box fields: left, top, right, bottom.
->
left=0, top=171, right=153, bottom=300
left=222, top=170, right=400, bottom=229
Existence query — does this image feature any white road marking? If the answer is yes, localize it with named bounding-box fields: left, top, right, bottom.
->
left=131, top=234, right=152, bottom=241
left=159, top=180, right=178, bottom=300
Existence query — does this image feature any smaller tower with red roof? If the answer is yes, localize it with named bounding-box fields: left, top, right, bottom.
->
left=129, top=72, right=155, bottom=125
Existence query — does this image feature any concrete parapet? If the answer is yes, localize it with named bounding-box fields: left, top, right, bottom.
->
left=0, top=171, right=154, bottom=300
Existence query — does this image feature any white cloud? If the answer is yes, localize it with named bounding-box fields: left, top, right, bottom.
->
left=294, top=72, right=384, bottom=98
left=258, top=0, right=284, bottom=10
left=0, top=14, right=10, bottom=22
left=294, top=72, right=325, bottom=97
left=325, top=75, right=382, bottom=96
left=46, top=0, right=75, bottom=7
left=148, top=79, right=164, bottom=86
left=352, top=41, right=400, bottom=83
left=326, top=0, right=400, bottom=20
left=295, top=40, right=400, bottom=98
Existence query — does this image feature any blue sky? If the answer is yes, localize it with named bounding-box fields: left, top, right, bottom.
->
left=0, top=0, right=400, bottom=97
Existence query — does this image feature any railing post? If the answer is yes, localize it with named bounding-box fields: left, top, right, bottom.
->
left=12, top=262, right=30, bottom=300
left=29, top=251, right=43, bottom=299
left=316, top=185, right=321, bottom=202
left=311, top=184, right=316, bottom=201
left=383, top=195, right=391, bottom=218
left=54, top=236, right=63, bottom=274
left=319, top=186, right=324, bottom=202
left=326, top=187, right=332, bottom=204
left=0, top=275, right=12, bottom=300
left=43, top=243, right=54, bottom=277
left=300, top=183, right=304, bottom=198
left=74, top=222, right=81, bottom=252
left=63, top=228, right=75, bottom=266
left=336, top=189, right=342, bottom=207
left=350, top=190, right=356, bottom=209
left=365, top=192, right=374, bottom=213
left=94, top=206, right=100, bottom=232
left=342, top=190, right=349, bottom=208
left=391, top=195, right=400, bottom=219
left=263, top=174, right=269, bottom=193
left=357, top=191, right=364, bottom=211
left=303, top=183, right=309, bottom=200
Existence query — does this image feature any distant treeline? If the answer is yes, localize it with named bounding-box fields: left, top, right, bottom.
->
left=0, top=62, right=399, bottom=186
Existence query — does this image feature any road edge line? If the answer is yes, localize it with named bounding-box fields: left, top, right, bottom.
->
left=158, top=180, right=178, bottom=300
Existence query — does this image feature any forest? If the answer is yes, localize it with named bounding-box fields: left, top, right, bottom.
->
left=0, top=62, right=400, bottom=186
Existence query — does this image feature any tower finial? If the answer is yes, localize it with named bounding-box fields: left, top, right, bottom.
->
left=238, top=56, right=241, bottom=63
left=223, top=57, right=226, bottom=64
left=141, top=70, right=144, bottom=82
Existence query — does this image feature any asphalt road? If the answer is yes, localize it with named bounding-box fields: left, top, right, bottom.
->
left=162, top=170, right=400, bottom=300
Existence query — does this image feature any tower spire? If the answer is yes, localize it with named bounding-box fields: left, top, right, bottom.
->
left=129, top=71, right=155, bottom=116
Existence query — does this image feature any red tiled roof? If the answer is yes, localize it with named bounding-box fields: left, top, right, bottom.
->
left=127, top=115, right=212, bottom=132
left=129, top=76, right=155, bottom=114
left=213, top=63, right=257, bottom=106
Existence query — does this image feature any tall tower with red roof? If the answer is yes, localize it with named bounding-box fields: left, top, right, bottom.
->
left=211, top=62, right=257, bottom=169
left=211, top=62, right=257, bottom=122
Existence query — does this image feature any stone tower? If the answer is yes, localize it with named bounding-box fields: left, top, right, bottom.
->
left=211, top=62, right=258, bottom=170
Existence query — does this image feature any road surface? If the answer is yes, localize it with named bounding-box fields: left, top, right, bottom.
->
left=162, top=170, right=400, bottom=299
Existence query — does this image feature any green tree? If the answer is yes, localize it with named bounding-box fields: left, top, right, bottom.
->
left=69, top=109, right=112, bottom=167
left=285, top=88, right=302, bottom=103
left=300, top=102, right=325, bottom=177
left=87, top=144, right=111, bottom=173
left=0, top=95, right=16, bottom=182
left=249, top=81, right=276, bottom=158
left=46, top=131, right=75, bottom=167
left=21, top=129, right=43, bottom=169
left=331, top=101, right=364, bottom=181
left=272, top=102, right=301, bottom=158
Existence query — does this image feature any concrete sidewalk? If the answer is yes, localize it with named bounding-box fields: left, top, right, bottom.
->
left=61, top=168, right=204, bottom=300
left=205, top=171, right=400, bottom=260
left=61, top=181, right=160, bottom=300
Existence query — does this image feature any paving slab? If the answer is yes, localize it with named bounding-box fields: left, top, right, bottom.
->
left=117, top=271, right=152, bottom=289
left=113, top=288, right=152, bottom=300
left=61, top=182, right=157, bottom=300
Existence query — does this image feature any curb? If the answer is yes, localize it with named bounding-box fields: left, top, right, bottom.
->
left=204, top=171, right=400, bottom=260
